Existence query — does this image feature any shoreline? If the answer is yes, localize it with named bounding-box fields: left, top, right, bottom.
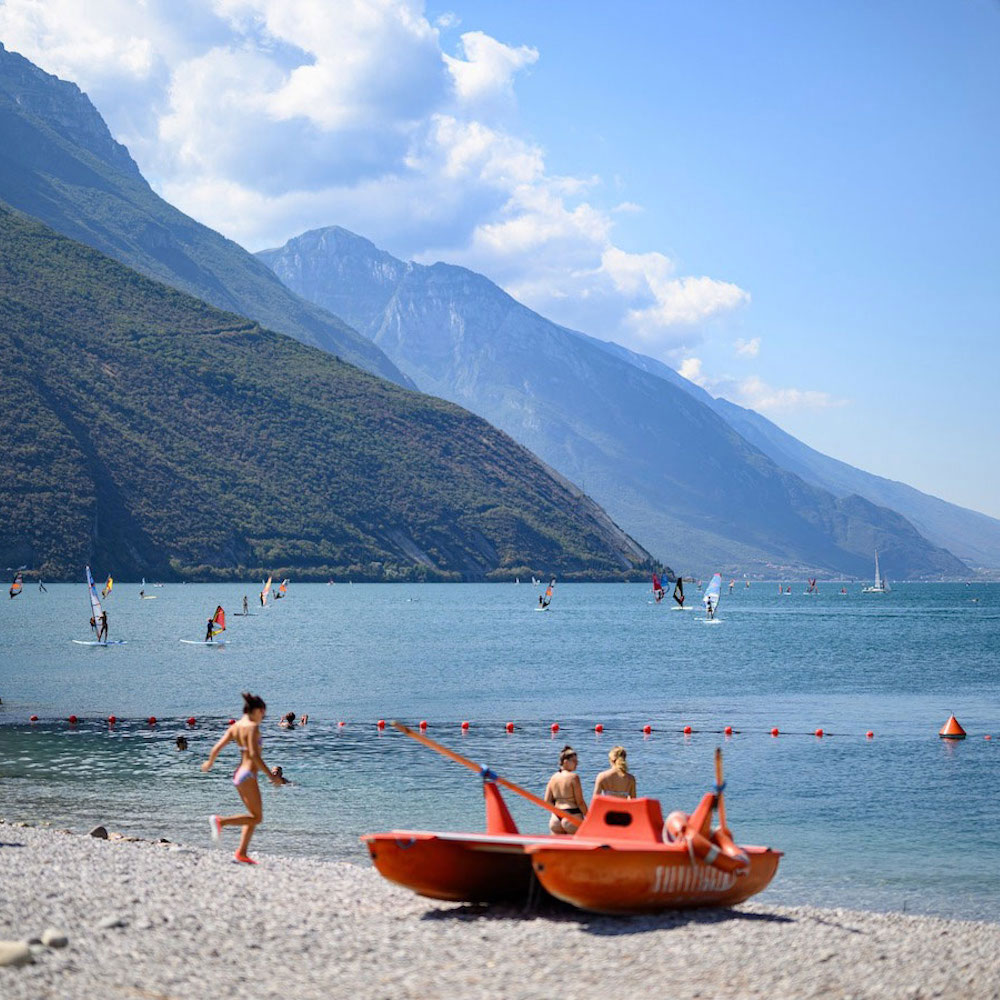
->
left=2, top=819, right=998, bottom=999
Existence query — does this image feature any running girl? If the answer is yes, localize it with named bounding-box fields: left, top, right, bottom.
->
left=201, top=692, right=280, bottom=863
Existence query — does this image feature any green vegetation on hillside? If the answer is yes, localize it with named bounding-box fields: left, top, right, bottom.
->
left=0, top=207, right=655, bottom=581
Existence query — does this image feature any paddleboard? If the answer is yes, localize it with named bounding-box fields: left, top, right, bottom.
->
left=701, top=618, right=724, bottom=624
left=232, top=612, right=255, bottom=616
left=534, top=606, right=551, bottom=612
left=140, top=595, right=158, bottom=600
left=179, top=639, right=228, bottom=645
left=671, top=605, right=695, bottom=611
left=71, top=639, right=127, bottom=646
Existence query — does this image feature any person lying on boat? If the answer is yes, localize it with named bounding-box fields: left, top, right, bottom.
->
left=544, top=746, right=587, bottom=834
left=279, top=712, right=297, bottom=729
left=593, top=745, right=637, bottom=799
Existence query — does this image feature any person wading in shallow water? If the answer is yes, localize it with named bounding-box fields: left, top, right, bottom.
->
left=201, top=692, right=280, bottom=864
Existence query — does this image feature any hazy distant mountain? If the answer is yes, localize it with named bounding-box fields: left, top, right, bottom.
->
left=587, top=337, right=1000, bottom=572
left=258, top=226, right=967, bottom=579
left=0, top=206, right=654, bottom=581
left=0, top=43, right=410, bottom=387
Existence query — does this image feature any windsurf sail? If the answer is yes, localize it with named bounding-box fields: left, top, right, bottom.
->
left=542, top=581, right=554, bottom=607
left=210, top=605, right=226, bottom=637
left=9, top=570, right=23, bottom=599
left=261, top=574, right=272, bottom=607
left=673, top=577, right=685, bottom=607
left=807, top=578, right=817, bottom=594
left=652, top=572, right=663, bottom=600
left=703, top=573, right=722, bottom=616
left=86, top=566, right=105, bottom=631
left=278, top=579, right=288, bottom=595
left=101, top=574, right=113, bottom=598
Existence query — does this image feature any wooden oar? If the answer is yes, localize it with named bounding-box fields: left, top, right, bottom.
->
left=391, top=721, right=582, bottom=828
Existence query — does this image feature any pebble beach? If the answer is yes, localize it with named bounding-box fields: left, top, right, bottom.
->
left=2, top=819, right=998, bottom=1000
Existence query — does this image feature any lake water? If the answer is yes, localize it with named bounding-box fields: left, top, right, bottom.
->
left=1, top=581, right=998, bottom=921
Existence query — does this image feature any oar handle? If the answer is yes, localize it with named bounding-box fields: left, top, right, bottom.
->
left=714, top=746, right=728, bottom=832
left=392, top=722, right=582, bottom=828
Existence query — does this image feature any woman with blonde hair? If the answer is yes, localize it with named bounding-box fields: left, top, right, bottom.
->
left=543, top=745, right=588, bottom=834
left=593, top=745, right=637, bottom=799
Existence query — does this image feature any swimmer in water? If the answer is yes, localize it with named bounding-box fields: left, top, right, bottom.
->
left=201, top=692, right=280, bottom=864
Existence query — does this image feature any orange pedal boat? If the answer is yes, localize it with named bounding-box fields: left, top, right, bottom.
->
left=361, top=723, right=782, bottom=915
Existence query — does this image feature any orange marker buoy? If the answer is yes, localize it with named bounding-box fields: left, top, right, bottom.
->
left=770, top=727, right=779, bottom=737
left=187, top=716, right=196, bottom=727
left=594, top=723, right=604, bottom=733
left=550, top=723, right=559, bottom=733
left=642, top=724, right=652, bottom=735
left=29, top=715, right=38, bottom=723
left=418, top=720, right=428, bottom=730
left=985, top=735, right=992, bottom=741
left=505, top=722, right=515, bottom=733
left=377, top=719, right=386, bottom=729
left=147, top=716, right=157, bottom=726
left=461, top=720, right=470, bottom=730
left=337, top=721, right=345, bottom=728
left=814, top=728, right=824, bottom=738
left=683, top=725, right=692, bottom=735
left=939, top=714, right=966, bottom=740
left=866, top=730, right=874, bottom=739
left=68, top=715, right=78, bottom=725
left=723, top=725, right=733, bottom=736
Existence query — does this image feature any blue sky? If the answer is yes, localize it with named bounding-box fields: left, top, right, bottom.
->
left=2, top=0, right=998, bottom=514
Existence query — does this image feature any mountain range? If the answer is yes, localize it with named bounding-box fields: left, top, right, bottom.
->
left=258, top=226, right=977, bottom=579
left=0, top=42, right=409, bottom=388
left=0, top=205, right=653, bottom=581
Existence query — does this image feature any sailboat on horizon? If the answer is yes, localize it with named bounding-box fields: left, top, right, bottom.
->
left=862, top=549, right=890, bottom=594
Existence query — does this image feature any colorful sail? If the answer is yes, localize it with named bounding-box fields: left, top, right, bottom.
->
left=86, top=566, right=105, bottom=629
left=101, top=574, right=113, bottom=598
left=807, top=578, right=817, bottom=594
left=211, top=606, right=226, bottom=637
left=673, top=577, right=685, bottom=607
left=9, top=570, right=22, bottom=599
left=703, top=573, right=722, bottom=614
left=278, top=579, right=288, bottom=594
left=261, top=574, right=272, bottom=607
left=652, top=572, right=662, bottom=592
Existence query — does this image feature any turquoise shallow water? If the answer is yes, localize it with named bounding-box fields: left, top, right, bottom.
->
left=1, top=581, right=998, bottom=920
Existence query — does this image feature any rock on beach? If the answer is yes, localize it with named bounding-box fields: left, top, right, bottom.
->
left=1, top=818, right=999, bottom=999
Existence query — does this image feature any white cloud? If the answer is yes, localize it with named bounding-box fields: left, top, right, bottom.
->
left=0, top=0, right=751, bottom=361
left=678, top=357, right=707, bottom=385
left=734, top=336, right=761, bottom=358
left=675, top=361, right=845, bottom=413
left=444, top=30, right=538, bottom=107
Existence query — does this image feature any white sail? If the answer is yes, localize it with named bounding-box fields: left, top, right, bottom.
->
left=874, top=549, right=881, bottom=588
left=86, top=566, right=105, bottom=624
left=703, top=573, right=722, bottom=613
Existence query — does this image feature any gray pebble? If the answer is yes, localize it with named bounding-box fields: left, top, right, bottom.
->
left=88, top=826, right=108, bottom=840
left=96, top=916, right=127, bottom=930
left=40, top=928, right=68, bottom=949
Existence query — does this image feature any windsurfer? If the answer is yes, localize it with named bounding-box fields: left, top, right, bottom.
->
left=593, top=746, right=636, bottom=799
left=259, top=591, right=265, bottom=607
left=38, top=580, right=47, bottom=593
left=673, top=578, right=685, bottom=607
left=242, top=595, right=248, bottom=615
left=205, top=617, right=215, bottom=642
left=96, top=611, right=108, bottom=643
left=544, top=746, right=587, bottom=835
left=202, top=691, right=281, bottom=864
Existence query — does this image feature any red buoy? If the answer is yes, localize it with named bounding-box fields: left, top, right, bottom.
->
left=642, top=724, right=652, bottom=735
left=815, top=728, right=824, bottom=738
left=770, top=727, right=779, bottom=737
left=29, top=715, right=38, bottom=723
left=147, top=716, right=157, bottom=726
left=594, top=723, right=604, bottom=733
left=419, top=720, right=428, bottom=730
left=723, top=725, right=733, bottom=736
left=939, top=714, right=966, bottom=740
left=228, top=719, right=236, bottom=726
left=505, top=722, right=515, bottom=733
left=866, top=730, right=874, bottom=738
left=461, top=720, right=470, bottom=730
left=107, top=715, right=117, bottom=726
left=68, top=715, right=78, bottom=725
left=683, top=725, right=692, bottom=735
left=377, top=719, right=386, bottom=729
left=985, top=735, right=992, bottom=741
left=550, top=723, right=559, bottom=733
left=187, top=716, right=196, bottom=727
left=337, top=721, right=345, bottom=728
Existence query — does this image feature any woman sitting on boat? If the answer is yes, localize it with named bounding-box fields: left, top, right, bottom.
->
left=544, top=746, right=587, bottom=835
left=593, top=745, right=637, bottom=799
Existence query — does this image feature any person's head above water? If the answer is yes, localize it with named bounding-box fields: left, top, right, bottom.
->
left=609, top=745, right=628, bottom=775
left=559, top=745, right=578, bottom=770
left=175, top=735, right=188, bottom=750
left=285, top=712, right=295, bottom=723
left=242, top=691, right=267, bottom=720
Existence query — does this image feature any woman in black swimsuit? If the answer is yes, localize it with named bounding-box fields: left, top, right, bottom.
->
left=543, top=745, right=587, bottom=834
